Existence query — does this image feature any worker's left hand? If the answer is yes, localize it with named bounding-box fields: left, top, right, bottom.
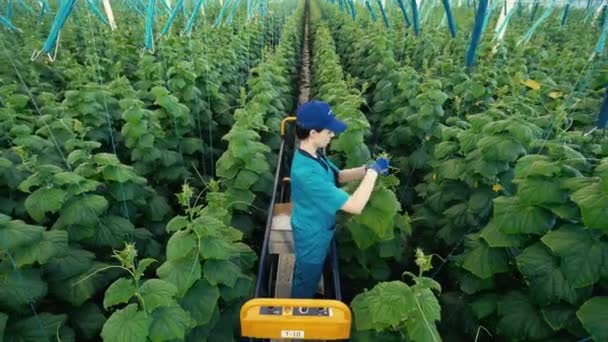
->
left=369, top=157, right=390, bottom=176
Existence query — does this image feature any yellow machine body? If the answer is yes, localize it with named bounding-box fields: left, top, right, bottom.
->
left=240, top=298, right=352, bottom=340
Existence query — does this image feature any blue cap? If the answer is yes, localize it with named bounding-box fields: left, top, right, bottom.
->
left=296, top=100, right=347, bottom=133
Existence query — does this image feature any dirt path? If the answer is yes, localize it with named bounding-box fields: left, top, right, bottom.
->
left=298, top=0, right=311, bottom=105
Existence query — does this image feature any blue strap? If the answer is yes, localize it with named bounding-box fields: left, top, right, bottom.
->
left=410, top=0, right=420, bottom=35
left=161, top=0, right=184, bottom=35
left=7, top=0, right=13, bottom=21
left=248, top=0, right=258, bottom=19
left=396, top=0, right=411, bottom=27
left=144, top=0, right=156, bottom=52
left=561, top=1, right=570, bottom=27
left=595, top=9, right=608, bottom=55
left=0, top=13, right=18, bottom=30
left=40, top=0, right=78, bottom=56
left=465, top=0, right=487, bottom=67
left=214, top=0, right=231, bottom=27
left=529, top=0, right=539, bottom=22
left=481, top=0, right=497, bottom=33
left=365, top=0, right=376, bottom=21
left=377, top=0, right=389, bottom=27
left=125, top=0, right=145, bottom=17
left=38, top=0, right=49, bottom=22
left=184, top=0, right=204, bottom=34
left=160, top=0, right=171, bottom=13
left=442, top=0, right=456, bottom=37
left=495, top=1, right=516, bottom=39
left=338, top=0, right=343, bottom=11
left=86, top=0, right=109, bottom=25
left=226, top=0, right=241, bottom=24
left=349, top=0, right=356, bottom=20
left=517, top=0, right=522, bottom=17
left=520, top=7, right=553, bottom=45
left=17, top=0, right=37, bottom=16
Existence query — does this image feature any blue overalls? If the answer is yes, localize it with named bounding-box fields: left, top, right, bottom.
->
left=290, top=148, right=349, bottom=298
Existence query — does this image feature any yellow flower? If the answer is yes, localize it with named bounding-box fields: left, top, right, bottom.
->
left=432, top=174, right=437, bottom=181
left=492, top=183, right=503, bottom=193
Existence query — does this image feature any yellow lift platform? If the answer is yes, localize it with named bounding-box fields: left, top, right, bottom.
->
left=240, top=117, right=352, bottom=341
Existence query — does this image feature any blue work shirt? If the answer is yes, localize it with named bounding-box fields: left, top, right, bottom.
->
left=290, top=148, right=349, bottom=264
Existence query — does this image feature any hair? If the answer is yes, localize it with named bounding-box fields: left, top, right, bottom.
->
left=295, top=123, right=324, bottom=140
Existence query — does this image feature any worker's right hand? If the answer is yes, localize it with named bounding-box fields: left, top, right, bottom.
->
left=369, top=157, right=390, bottom=176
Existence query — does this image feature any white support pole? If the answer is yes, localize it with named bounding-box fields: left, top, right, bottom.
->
left=103, top=0, right=117, bottom=30
left=594, top=0, right=607, bottom=22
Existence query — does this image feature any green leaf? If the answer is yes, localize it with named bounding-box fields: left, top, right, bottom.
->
left=166, top=215, right=189, bottom=232
left=51, top=261, right=118, bottom=306
left=157, top=255, right=201, bottom=297
left=515, top=178, right=568, bottom=205
left=94, top=153, right=120, bottom=166
left=71, top=302, right=107, bottom=340
left=91, top=215, right=135, bottom=248
left=5, top=313, right=69, bottom=342
left=516, top=242, right=578, bottom=305
left=470, top=293, right=498, bottom=319
left=477, top=135, right=526, bottom=162
left=497, top=291, right=553, bottom=340
left=12, top=230, right=68, bottom=267
left=44, top=247, right=95, bottom=282
left=136, top=258, right=157, bottom=276
left=541, top=225, right=608, bottom=288
left=470, top=82, right=485, bottom=98
left=179, top=279, right=220, bottom=327
left=101, top=304, right=151, bottom=342
left=220, top=276, right=254, bottom=302
left=233, top=170, right=259, bottom=189
left=348, top=221, right=380, bottom=250
left=0, top=218, right=44, bottom=250
left=456, top=270, right=495, bottom=295
left=166, top=230, right=197, bottom=261
left=571, top=183, right=608, bottom=231
left=0, top=312, right=7, bottom=342
left=149, top=303, right=193, bottom=342
left=355, top=281, right=416, bottom=330
left=140, top=279, right=178, bottom=313
left=541, top=305, right=575, bottom=331
left=576, top=297, right=608, bottom=342
left=102, top=165, right=139, bottom=183
left=144, top=193, right=171, bottom=222
left=493, top=196, right=555, bottom=235
left=460, top=235, right=509, bottom=279
left=25, top=188, right=68, bottom=222
left=55, top=194, right=108, bottom=228
left=434, top=141, right=459, bottom=159
left=437, top=158, right=466, bottom=180
left=514, top=155, right=561, bottom=178
left=480, top=221, right=527, bottom=248
left=203, top=259, right=241, bottom=287
left=351, top=293, right=374, bottom=331
left=200, top=236, right=237, bottom=260
left=104, top=278, right=137, bottom=309
left=0, top=266, right=47, bottom=310
left=405, top=286, right=442, bottom=342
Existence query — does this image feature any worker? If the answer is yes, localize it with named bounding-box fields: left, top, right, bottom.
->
left=290, top=100, right=389, bottom=299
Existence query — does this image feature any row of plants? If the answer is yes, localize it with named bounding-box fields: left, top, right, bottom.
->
left=0, top=2, right=294, bottom=340
left=321, top=1, right=608, bottom=341
left=308, top=2, right=442, bottom=341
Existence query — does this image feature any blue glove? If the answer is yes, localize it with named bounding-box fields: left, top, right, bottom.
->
left=369, top=157, right=390, bottom=175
